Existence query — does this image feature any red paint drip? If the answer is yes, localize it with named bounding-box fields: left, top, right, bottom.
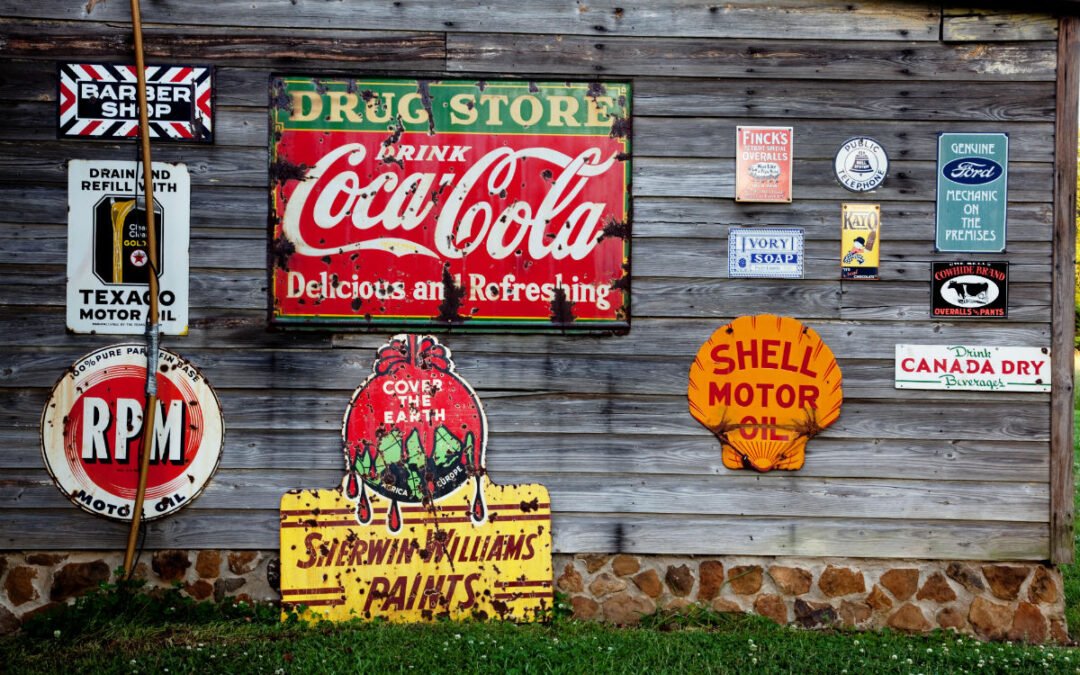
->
left=345, top=471, right=360, bottom=499
left=387, top=498, right=402, bottom=533
left=356, top=483, right=372, bottom=524
left=471, top=477, right=485, bottom=523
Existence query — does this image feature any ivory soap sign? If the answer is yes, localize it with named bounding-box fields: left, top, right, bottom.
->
left=40, top=344, right=224, bottom=521
left=269, top=77, right=630, bottom=331
left=280, top=335, right=552, bottom=623
left=67, top=159, right=190, bottom=335
left=895, top=344, right=1049, bottom=392
left=688, top=315, right=843, bottom=472
left=735, top=126, right=792, bottom=202
left=935, top=132, right=1008, bottom=253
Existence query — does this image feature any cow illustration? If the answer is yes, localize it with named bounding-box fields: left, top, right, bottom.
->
left=947, top=280, right=989, bottom=303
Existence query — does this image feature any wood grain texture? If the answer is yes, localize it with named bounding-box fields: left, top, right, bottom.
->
left=0, top=510, right=1049, bottom=559
left=0, top=1, right=943, bottom=41
left=1051, top=15, right=1079, bottom=563
left=447, top=33, right=1057, bottom=81
left=943, top=7, right=1060, bottom=42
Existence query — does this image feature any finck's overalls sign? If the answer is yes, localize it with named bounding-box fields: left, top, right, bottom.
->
left=269, top=77, right=631, bottom=330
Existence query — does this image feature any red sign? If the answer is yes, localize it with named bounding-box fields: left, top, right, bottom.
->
left=270, top=77, right=631, bottom=330
left=735, top=126, right=793, bottom=203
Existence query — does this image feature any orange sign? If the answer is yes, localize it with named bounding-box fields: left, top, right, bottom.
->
left=688, top=315, right=842, bottom=472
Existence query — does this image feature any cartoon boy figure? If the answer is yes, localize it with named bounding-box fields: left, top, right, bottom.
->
left=843, top=237, right=866, bottom=265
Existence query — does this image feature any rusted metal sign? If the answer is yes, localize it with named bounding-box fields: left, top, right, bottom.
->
left=66, top=159, right=190, bottom=334
left=280, top=335, right=552, bottom=622
left=895, top=344, right=1048, bottom=392
left=40, top=344, right=224, bottom=521
left=269, top=77, right=631, bottom=331
left=688, top=315, right=843, bottom=472
left=931, top=262, right=1008, bottom=318
left=735, top=126, right=792, bottom=202
left=841, top=203, right=880, bottom=280
left=58, top=63, right=214, bottom=142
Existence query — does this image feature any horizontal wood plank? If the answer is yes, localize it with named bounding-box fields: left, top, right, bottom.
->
left=0, top=1, right=942, bottom=41
left=943, top=8, right=1059, bottom=42
left=447, top=33, right=1057, bottom=81
left=0, top=510, right=1048, bottom=559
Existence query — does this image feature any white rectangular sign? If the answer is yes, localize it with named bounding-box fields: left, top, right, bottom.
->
left=895, top=344, right=1050, bottom=392
left=67, top=159, right=189, bottom=334
left=728, top=228, right=804, bottom=279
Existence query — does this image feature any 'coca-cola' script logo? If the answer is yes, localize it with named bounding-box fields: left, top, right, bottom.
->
left=282, top=143, right=618, bottom=261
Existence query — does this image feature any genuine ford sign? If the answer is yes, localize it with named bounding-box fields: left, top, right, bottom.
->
left=942, top=158, right=1003, bottom=185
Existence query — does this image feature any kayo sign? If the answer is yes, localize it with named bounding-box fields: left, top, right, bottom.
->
left=895, top=344, right=1049, bottom=392
left=40, top=345, right=224, bottom=521
left=688, top=315, right=843, bottom=472
left=67, top=159, right=190, bottom=335
left=269, top=77, right=631, bottom=330
left=280, top=335, right=552, bottom=622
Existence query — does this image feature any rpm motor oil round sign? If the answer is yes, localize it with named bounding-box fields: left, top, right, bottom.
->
left=40, top=344, right=223, bottom=522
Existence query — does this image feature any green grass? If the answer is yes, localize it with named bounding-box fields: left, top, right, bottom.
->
left=0, top=580, right=1078, bottom=674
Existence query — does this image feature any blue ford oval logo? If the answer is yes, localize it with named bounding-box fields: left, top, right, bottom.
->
left=942, top=157, right=1003, bottom=185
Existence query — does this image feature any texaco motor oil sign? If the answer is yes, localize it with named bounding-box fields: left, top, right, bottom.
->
left=280, top=335, right=552, bottom=622
left=67, top=160, right=190, bottom=334
left=269, top=77, right=630, bottom=331
left=40, top=344, right=223, bottom=521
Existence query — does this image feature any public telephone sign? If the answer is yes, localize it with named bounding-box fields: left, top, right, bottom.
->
left=269, top=77, right=631, bottom=331
left=935, top=132, right=1008, bottom=252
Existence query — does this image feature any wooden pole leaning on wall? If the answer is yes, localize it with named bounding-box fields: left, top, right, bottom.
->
left=123, top=0, right=162, bottom=578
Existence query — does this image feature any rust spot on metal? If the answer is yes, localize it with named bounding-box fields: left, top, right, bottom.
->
left=416, top=80, right=437, bottom=134
left=550, top=287, right=575, bottom=324
left=436, top=264, right=466, bottom=323
left=270, top=159, right=308, bottom=183
left=610, top=116, right=631, bottom=139
left=596, top=218, right=630, bottom=243
left=269, top=77, right=291, bottom=112
left=586, top=82, right=607, bottom=98
left=519, top=498, right=539, bottom=513
left=271, top=236, right=296, bottom=270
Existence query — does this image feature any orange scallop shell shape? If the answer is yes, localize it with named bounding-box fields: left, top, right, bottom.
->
left=688, top=315, right=843, bottom=472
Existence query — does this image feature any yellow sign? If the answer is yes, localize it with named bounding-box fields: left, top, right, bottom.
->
left=279, top=335, right=552, bottom=622
left=688, top=315, right=843, bottom=472
left=841, top=203, right=881, bottom=280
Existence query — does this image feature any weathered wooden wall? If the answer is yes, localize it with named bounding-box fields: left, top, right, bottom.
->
left=0, top=1, right=1069, bottom=560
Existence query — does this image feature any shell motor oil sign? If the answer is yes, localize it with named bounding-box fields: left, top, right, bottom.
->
left=688, top=315, right=843, bottom=472
left=40, top=344, right=223, bottom=521
left=269, top=77, right=630, bottom=331
left=280, top=335, right=552, bottom=622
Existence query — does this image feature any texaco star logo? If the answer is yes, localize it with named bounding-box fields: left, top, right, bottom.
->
left=130, top=249, right=148, bottom=267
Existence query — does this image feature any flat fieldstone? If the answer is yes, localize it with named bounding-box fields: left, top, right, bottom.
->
left=578, top=554, right=609, bottom=574
left=727, top=565, right=763, bottom=595
left=4, top=566, right=38, bottom=606
left=839, top=600, right=872, bottom=627
left=768, top=565, right=812, bottom=596
left=26, top=553, right=67, bottom=567
left=571, top=595, right=599, bottom=620
left=711, top=598, right=741, bottom=613
left=152, top=550, right=191, bottom=583
left=819, top=566, right=865, bottom=598
left=981, top=564, right=1029, bottom=601
left=213, top=577, right=246, bottom=603
left=589, top=572, right=626, bottom=598
left=185, top=580, right=214, bottom=601
left=697, top=560, right=724, bottom=601
left=632, top=569, right=663, bottom=598
left=866, top=584, right=893, bottom=611
left=195, top=550, right=221, bottom=579
left=556, top=563, right=584, bottom=593
left=946, top=563, right=985, bottom=592
left=665, top=564, right=694, bottom=597
left=887, top=603, right=931, bottom=633
left=1028, top=566, right=1058, bottom=604
left=601, top=592, right=654, bottom=625
left=0, top=605, right=18, bottom=635
left=50, top=561, right=109, bottom=602
left=879, top=568, right=919, bottom=601
left=611, top=555, right=640, bottom=577
left=228, top=551, right=260, bottom=576
left=754, top=594, right=788, bottom=624
left=916, top=572, right=957, bottom=603
left=1007, top=602, right=1048, bottom=644
left=794, top=598, right=836, bottom=628
left=937, top=606, right=966, bottom=631
left=969, top=596, right=1011, bottom=640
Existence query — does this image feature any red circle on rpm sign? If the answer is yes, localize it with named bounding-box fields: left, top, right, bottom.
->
left=40, top=344, right=224, bottom=522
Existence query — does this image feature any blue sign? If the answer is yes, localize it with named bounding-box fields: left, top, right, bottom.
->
left=728, top=228, right=804, bottom=279
left=935, top=132, right=1008, bottom=253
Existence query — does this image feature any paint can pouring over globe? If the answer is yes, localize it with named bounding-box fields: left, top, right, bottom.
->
left=342, top=334, right=487, bottom=532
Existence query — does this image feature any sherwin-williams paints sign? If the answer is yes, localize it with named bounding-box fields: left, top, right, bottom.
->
left=280, top=335, right=552, bottom=622
left=895, top=344, right=1049, bottom=392
left=269, top=77, right=631, bottom=330
left=688, top=315, right=843, bottom=473
left=935, top=132, right=1008, bottom=253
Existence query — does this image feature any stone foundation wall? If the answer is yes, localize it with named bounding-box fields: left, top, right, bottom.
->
left=0, top=550, right=1068, bottom=644
left=554, top=554, right=1068, bottom=643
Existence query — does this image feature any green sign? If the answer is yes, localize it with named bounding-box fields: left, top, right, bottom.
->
left=935, top=132, right=1008, bottom=252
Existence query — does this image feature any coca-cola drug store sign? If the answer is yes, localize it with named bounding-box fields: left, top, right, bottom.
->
left=270, top=77, right=631, bottom=330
